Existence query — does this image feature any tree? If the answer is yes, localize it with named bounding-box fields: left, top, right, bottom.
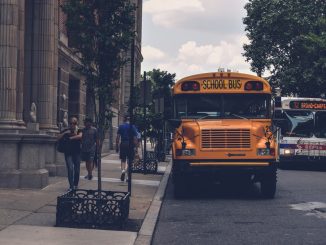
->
left=149, top=69, right=176, bottom=120
left=134, top=69, right=176, bottom=135
left=243, top=0, right=326, bottom=96
left=133, top=69, right=175, bottom=160
left=61, top=0, right=136, bottom=150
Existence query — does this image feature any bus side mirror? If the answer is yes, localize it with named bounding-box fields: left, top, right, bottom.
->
left=272, top=118, right=284, bottom=127
left=168, top=119, right=182, bottom=129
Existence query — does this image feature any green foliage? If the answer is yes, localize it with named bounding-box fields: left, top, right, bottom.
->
left=243, top=0, right=326, bottom=96
left=134, top=69, right=176, bottom=136
left=148, top=69, right=176, bottom=120
left=61, top=0, right=136, bottom=142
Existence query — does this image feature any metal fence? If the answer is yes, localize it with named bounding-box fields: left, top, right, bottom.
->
left=131, top=151, right=158, bottom=174
left=56, top=189, right=130, bottom=229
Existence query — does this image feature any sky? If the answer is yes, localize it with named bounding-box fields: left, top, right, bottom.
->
left=141, top=0, right=254, bottom=80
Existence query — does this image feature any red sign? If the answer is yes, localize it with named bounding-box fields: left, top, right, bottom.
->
left=290, top=101, right=326, bottom=110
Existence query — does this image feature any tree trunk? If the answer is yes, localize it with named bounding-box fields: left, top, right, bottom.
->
left=98, top=94, right=106, bottom=151
left=109, top=117, right=114, bottom=150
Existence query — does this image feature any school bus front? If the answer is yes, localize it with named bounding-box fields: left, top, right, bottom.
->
left=171, top=72, right=277, bottom=198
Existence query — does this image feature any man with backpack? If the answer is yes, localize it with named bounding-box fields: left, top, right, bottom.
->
left=116, top=115, right=138, bottom=181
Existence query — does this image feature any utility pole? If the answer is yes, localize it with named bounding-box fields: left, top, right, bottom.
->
left=128, top=38, right=135, bottom=194
left=143, top=71, right=147, bottom=173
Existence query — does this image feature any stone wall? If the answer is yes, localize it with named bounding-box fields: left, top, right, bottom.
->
left=0, top=133, right=61, bottom=188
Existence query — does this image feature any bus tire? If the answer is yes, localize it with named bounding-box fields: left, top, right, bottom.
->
left=260, top=168, right=277, bottom=199
left=173, top=175, right=187, bottom=199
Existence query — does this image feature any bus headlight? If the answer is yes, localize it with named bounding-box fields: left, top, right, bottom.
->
left=257, top=148, right=275, bottom=156
left=283, top=149, right=294, bottom=155
left=176, top=149, right=196, bottom=156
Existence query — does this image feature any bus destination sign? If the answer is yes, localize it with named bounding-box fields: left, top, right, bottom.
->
left=289, top=101, right=326, bottom=110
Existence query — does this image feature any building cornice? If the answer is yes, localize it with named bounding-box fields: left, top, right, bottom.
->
left=58, top=40, right=83, bottom=68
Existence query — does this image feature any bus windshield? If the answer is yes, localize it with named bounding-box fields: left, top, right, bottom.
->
left=315, top=112, right=326, bottom=138
left=280, top=111, right=314, bottom=137
left=175, top=94, right=270, bottom=119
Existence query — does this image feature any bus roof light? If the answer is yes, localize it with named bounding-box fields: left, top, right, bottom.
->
left=245, top=81, right=263, bottom=91
left=256, top=82, right=263, bottom=90
left=245, top=82, right=253, bottom=90
left=181, top=81, right=200, bottom=91
left=192, top=82, right=200, bottom=91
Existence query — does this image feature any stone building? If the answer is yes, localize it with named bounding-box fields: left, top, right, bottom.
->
left=0, top=0, right=143, bottom=188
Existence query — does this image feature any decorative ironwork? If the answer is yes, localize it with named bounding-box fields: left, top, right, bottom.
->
left=132, top=151, right=158, bottom=174
left=56, top=189, right=130, bottom=229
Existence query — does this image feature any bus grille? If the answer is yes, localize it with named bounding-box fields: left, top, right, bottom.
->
left=201, top=129, right=251, bottom=149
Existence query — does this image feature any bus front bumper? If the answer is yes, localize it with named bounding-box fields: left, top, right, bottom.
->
left=172, top=159, right=277, bottom=175
left=189, top=161, right=270, bottom=167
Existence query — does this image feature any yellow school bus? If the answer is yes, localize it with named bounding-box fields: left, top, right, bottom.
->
left=170, top=71, right=277, bottom=198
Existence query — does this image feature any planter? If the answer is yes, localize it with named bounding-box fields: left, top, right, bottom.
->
left=56, top=189, right=130, bottom=229
left=132, top=151, right=158, bottom=174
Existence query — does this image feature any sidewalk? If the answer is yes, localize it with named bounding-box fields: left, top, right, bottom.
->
left=0, top=151, right=171, bottom=245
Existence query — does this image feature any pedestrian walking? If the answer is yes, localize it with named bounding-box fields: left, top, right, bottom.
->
left=81, top=117, right=98, bottom=180
left=57, top=117, right=82, bottom=191
left=116, top=115, right=138, bottom=181
left=148, top=129, right=156, bottom=149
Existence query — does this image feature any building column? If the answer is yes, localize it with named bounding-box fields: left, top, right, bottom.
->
left=16, top=0, right=25, bottom=124
left=31, top=0, right=58, bottom=131
left=52, top=2, right=59, bottom=128
left=0, top=0, right=23, bottom=130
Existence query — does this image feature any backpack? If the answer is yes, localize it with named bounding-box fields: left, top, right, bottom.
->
left=56, top=134, right=70, bottom=153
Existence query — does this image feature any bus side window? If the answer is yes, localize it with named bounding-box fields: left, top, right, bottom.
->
left=176, top=98, right=187, bottom=118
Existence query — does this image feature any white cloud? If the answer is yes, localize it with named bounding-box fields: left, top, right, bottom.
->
left=142, top=45, right=166, bottom=61
left=141, top=36, right=254, bottom=80
left=144, top=0, right=247, bottom=31
left=144, top=0, right=204, bottom=13
left=144, top=0, right=204, bottom=28
left=178, top=41, right=212, bottom=61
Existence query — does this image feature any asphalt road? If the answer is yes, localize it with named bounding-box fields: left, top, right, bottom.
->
left=152, top=166, right=326, bottom=245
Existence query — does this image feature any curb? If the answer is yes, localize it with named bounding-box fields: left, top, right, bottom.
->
left=134, top=160, right=172, bottom=245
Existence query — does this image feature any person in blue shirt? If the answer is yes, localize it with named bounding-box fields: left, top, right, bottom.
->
left=116, top=115, right=138, bottom=181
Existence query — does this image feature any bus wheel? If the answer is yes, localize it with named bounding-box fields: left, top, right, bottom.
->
left=260, top=169, right=277, bottom=199
left=173, top=175, right=188, bottom=199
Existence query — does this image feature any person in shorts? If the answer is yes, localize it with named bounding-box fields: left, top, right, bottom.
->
left=81, top=117, right=98, bottom=180
left=116, top=115, right=138, bottom=181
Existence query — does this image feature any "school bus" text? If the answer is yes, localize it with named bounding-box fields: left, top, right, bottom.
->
left=202, top=79, right=242, bottom=90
